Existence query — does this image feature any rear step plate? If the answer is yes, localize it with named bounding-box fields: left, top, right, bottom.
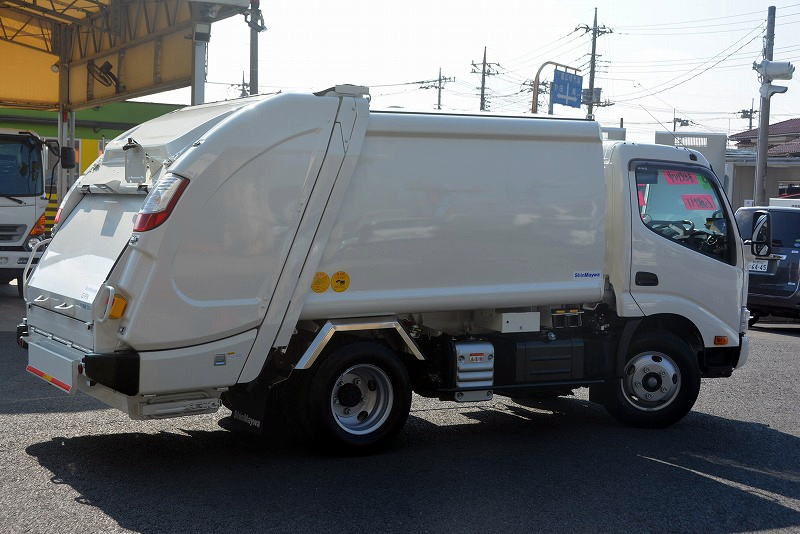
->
left=26, top=335, right=84, bottom=394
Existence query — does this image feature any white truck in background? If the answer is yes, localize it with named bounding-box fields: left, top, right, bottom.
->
left=19, top=86, right=766, bottom=452
left=0, top=130, right=74, bottom=297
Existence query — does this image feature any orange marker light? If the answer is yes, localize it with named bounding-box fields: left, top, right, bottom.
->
left=714, top=336, right=729, bottom=346
left=108, top=295, right=128, bottom=320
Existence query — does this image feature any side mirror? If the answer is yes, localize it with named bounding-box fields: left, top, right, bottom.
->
left=750, top=210, right=772, bottom=257
left=60, top=146, right=76, bottom=170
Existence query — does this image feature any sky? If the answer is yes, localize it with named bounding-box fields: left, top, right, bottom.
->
left=136, top=0, right=800, bottom=143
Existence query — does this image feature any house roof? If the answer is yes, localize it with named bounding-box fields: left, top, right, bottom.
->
left=768, top=138, right=800, bottom=156
left=730, top=118, right=800, bottom=140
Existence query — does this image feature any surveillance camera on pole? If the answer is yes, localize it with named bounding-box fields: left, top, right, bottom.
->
left=753, top=60, right=795, bottom=80
left=752, top=6, right=794, bottom=206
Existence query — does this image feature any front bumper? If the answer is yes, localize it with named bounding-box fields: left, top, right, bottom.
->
left=737, top=334, right=750, bottom=369
left=0, top=249, right=38, bottom=271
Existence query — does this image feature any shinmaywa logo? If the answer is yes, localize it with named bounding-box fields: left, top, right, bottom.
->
left=233, top=410, right=262, bottom=428
left=574, top=272, right=601, bottom=279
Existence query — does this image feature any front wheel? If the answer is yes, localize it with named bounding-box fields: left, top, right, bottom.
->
left=299, top=341, right=412, bottom=453
left=599, top=332, right=701, bottom=428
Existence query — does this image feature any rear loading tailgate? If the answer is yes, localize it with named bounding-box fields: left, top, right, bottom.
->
left=25, top=193, right=143, bottom=391
left=27, top=193, right=144, bottom=323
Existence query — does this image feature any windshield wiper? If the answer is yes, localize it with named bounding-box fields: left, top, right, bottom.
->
left=1, top=195, right=25, bottom=205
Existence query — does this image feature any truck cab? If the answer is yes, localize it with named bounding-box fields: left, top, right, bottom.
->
left=0, top=130, right=49, bottom=296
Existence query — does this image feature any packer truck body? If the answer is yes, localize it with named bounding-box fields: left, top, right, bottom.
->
left=19, top=86, right=761, bottom=451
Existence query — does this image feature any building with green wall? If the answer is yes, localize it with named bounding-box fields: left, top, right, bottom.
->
left=0, top=101, right=181, bottom=226
left=0, top=101, right=182, bottom=173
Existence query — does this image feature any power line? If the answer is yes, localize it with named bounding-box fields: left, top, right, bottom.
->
left=612, top=24, right=765, bottom=102
left=613, top=3, right=800, bottom=29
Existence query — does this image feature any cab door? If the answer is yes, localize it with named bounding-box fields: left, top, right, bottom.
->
left=628, top=162, right=744, bottom=344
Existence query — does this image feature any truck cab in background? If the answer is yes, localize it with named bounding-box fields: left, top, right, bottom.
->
left=0, top=130, right=74, bottom=297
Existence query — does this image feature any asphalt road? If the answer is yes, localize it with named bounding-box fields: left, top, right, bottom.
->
left=1, top=282, right=798, bottom=533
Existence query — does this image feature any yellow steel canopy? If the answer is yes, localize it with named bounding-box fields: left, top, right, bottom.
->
left=0, top=0, right=247, bottom=110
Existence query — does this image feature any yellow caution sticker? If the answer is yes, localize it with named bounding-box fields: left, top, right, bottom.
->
left=331, top=271, right=351, bottom=292
left=311, top=272, right=330, bottom=293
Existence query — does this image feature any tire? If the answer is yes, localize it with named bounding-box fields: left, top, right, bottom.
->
left=297, top=341, right=412, bottom=454
left=748, top=312, right=760, bottom=328
left=599, top=332, right=701, bottom=428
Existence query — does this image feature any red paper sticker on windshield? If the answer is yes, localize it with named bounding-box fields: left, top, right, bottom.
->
left=681, top=194, right=716, bottom=210
left=664, top=170, right=699, bottom=185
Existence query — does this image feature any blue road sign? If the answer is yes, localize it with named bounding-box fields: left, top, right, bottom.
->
left=552, top=70, right=583, bottom=108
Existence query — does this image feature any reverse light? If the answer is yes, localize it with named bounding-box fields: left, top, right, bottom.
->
left=29, top=213, right=47, bottom=236
left=132, top=173, right=189, bottom=232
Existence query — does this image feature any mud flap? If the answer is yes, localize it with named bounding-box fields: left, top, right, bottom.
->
left=219, top=382, right=271, bottom=436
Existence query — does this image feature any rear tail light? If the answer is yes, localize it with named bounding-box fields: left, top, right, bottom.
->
left=133, top=173, right=189, bottom=232
left=29, top=213, right=48, bottom=236
left=54, top=208, right=62, bottom=224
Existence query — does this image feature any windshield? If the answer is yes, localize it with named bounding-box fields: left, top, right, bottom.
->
left=736, top=210, right=800, bottom=248
left=635, top=163, right=733, bottom=263
left=0, top=135, right=43, bottom=196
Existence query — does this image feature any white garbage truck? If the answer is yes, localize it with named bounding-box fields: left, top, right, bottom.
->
left=19, top=86, right=767, bottom=452
left=0, top=130, right=74, bottom=297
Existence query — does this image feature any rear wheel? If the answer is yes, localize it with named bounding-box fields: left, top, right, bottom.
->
left=599, top=332, right=701, bottom=428
left=298, top=341, right=412, bottom=453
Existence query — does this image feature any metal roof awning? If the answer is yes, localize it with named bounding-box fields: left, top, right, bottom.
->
left=0, top=0, right=249, bottom=110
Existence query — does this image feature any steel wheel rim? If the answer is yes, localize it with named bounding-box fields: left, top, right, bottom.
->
left=330, top=364, right=394, bottom=435
left=620, top=351, right=681, bottom=412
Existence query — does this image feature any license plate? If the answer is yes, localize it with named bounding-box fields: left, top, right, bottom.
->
left=749, top=259, right=769, bottom=272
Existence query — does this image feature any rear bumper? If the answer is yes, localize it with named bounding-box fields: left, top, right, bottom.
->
left=22, top=328, right=257, bottom=420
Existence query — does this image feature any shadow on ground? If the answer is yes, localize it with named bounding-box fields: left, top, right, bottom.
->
left=26, top=397, right=800, bottom=533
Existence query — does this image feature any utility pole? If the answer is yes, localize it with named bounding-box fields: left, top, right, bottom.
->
left=753, top=6, right=794, bottom=205
left=421, top=69, right=455, bottom=110
left=435, top=68, right=455, bottom=110
left=238, top=72, right=248, bottom=98
left=245, top=0, right=266, bottom=95
left=672, top=109, right=689, bottom=131
left=739, top=99, right=756, bottom=130
left=471, top=47, right=499, bottom=111
left=577, top=8, right=612, bottom=119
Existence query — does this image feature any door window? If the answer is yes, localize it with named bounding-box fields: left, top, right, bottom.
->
left=635, top=163, right=733, bottom=263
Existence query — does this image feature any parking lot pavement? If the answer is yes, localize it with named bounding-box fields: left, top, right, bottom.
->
left=0, top=291, right=798, bottom=533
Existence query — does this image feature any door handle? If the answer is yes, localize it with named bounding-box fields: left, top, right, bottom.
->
left=635, top=272, right=659, bottom=286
